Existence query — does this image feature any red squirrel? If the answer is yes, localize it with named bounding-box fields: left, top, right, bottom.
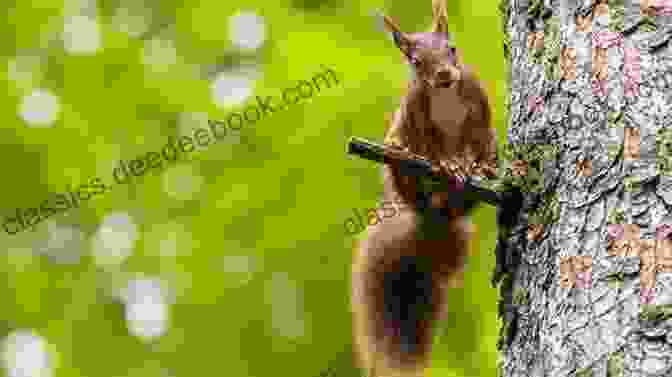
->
left=351, top=1, right=497, bottom=376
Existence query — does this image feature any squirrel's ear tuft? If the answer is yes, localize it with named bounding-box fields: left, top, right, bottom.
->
left=431, top=0, right=450, bottom=34
left=372, top=10, right=407, bottom=48
left=371, top=9, right=395, bottom=42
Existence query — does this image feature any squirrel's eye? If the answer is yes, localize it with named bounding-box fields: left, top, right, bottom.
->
left=410, top=57, right=421, bottom=66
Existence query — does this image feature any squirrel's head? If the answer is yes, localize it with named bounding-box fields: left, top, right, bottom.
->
left=375, top=3, right=462, bottom=90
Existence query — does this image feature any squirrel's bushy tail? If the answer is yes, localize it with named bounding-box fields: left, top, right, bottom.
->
left=353, top=238, right=449, bottom=377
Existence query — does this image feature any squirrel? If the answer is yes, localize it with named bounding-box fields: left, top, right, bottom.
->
left=351, top=1, right=498, bottom=376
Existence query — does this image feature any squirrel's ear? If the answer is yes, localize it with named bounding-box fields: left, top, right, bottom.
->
left=372, top=10, right=410, bottom=51
left=431, top=0, right=450, bottom=34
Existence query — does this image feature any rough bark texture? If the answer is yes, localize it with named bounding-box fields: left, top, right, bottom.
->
left=495, top=1, right=672, bottom=376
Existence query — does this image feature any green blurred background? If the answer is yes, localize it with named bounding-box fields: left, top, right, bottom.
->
left=0, top=0, right=506, bottom=376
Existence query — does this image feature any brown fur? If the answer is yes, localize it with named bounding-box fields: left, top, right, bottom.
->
left=352, top=2, right=496, bottom=376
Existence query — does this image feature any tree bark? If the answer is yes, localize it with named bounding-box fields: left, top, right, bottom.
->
left=495, top=1, right=672, bottom=376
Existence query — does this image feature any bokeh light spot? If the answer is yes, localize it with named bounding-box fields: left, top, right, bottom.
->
left=162, top=164, right=204, bottom=201
left=222, top=255, right=257, bottom=287
left=263, top=272, right=306, bottom=340
left=1, top=330, right=53, bottom=377
left=19, top=89, right=61, bottom=128
left=42, top=222, right=83, bottom=264
left=63, top=15, right=101, bottom=55
left=210, top=68, right=257, bottom=108
left=142, top=38, right=178, bottom=73
left=228, top=11, right=266, bottom=50
left=124, top=278, right=170, bottom=341
left=91, top=211, right=138, bottom=267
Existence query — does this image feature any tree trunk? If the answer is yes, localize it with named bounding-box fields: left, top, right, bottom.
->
left=495, top=0, right=672, bottom=376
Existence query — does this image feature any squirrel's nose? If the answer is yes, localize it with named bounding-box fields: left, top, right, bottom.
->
left=436, top=66, right=460, bottom=86
left=436, top=69, right=452, bottom=81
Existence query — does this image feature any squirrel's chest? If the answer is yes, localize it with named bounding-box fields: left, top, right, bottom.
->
left=428, top=86, right=469, bottom=138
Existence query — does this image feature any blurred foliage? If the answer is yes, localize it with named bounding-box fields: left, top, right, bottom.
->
left=0, top=0, right=506, bottom=376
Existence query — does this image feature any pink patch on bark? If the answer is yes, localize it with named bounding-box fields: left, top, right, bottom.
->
left=624, top=47, right=641, bottom=97
left=641, top=287, right=656, bottom=305
left=607, top=224, right=624, bottom=240
left=656, top=224, right=672, bottom=240
left=575, top=271, right=592, bottom=289
left=593, top=31, right=623, bottom=49
left=592, top=78, right=608, bottom=97
left=654, top=0, right=672, bottom=15
left=527, top=95, right=544, bottom=113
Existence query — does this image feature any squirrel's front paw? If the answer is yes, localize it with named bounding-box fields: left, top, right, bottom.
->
left=387, top=142, right=410, bottom=153
left=438, top=160, right=466, bottom=190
